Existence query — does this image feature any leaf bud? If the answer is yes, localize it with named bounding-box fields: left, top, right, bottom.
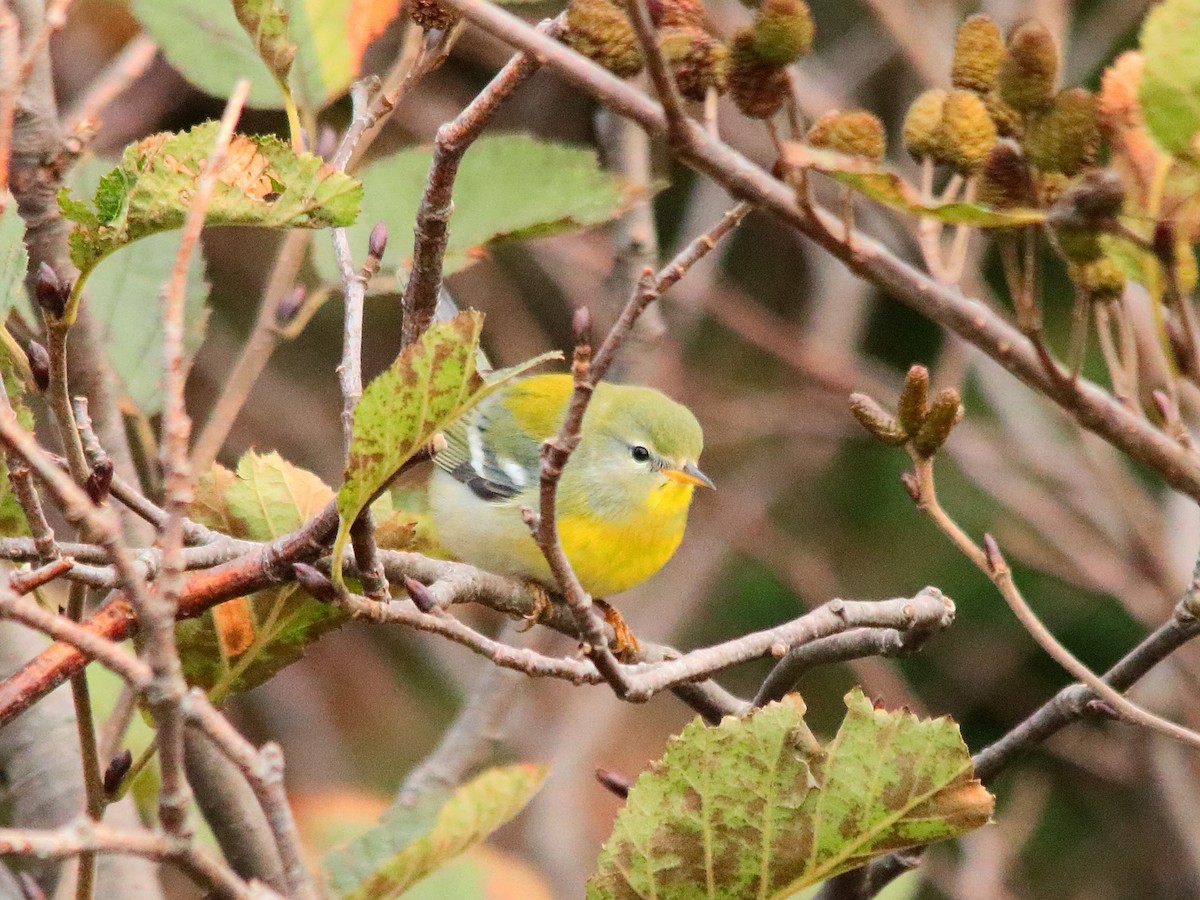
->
left=935, top=89, right=997, bottom=174
left=728, top=29, right=790, bottom=119
left=34, top=262, right=68, bottom=320
left=807, top=109, right=886, bottom=161
left=85, top=457, right=114, bottom=505
left=997, top=20, right=1058, bottom=112
left=751, top=0, right=814, bottom=67
left=368, top=221, right=388, bottom=261
left=274, top=286, right=306, bottom=327
left=977, top=140, right=1034, bottom=210
left=897, top=365, right=929, bottom=436
left=25, top=340, right=49, bottom=391
left=1025, top=87, right=1100, bottom=175
left=293, top=563, right=336, bottom=601
left=902, top=89, right=947, bottom=161
left=103, top=748, right=133, bottom=798
left=404, top=575, right=438, bottom=613
left=1068, top=256, right=1126, bottom=303
left=658, top=26, right=729, bottom=101
left=410, top=0, right=461, bottom=31
left=849, top=393, right=907, bottom=445
left=565, top=0, right=643, bottom=78
left=951, top=15, right=1004, bottom=93
left=912, top=388, right=963, bottom=457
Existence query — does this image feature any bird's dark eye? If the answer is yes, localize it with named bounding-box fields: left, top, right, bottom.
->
left=631, top=445, right=651, bottom=463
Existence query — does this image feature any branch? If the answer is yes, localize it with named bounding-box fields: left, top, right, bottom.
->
left=0, top=585, right=315, bottom=900
left=152, top=78, right=251, bottom=840
left=61, top=34, right=157, bottom=134
left=435, top=0, right=1200, bottom=505
left=0, top=820, right=270, bottom=900
left=399, top=15, right=565, bottom=349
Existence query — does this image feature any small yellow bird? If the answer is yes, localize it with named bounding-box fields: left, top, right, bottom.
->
left=429, top=373, right=712, bottom=634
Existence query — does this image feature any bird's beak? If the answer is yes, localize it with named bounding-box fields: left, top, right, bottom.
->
left=664, top=462, right=715, bottom=490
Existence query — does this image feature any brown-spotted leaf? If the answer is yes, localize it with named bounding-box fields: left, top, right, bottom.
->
left=588, top=689, right=993, bottom=899
left=330, top=311, right=557, bottom=590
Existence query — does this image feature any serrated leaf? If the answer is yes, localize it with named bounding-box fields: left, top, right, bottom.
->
left=785, top=144, right=1044, bottom=227
left=47, top=158, right=213, bottom=416
left=588, top=689, right=993, bottom=899
left=0, top=194, right=28, bottom=323
left=177, top=452, right=347, bottom=698
left=131, top=0, right=400, bottom=111
left=234, top=0, right=297, bottom=81
left=1139, top=0, right=1200, bottom=161
left=315, top=134, right=640, bottom=287
left=330, top=310, right=558, bottom=589
left=321, top=764, right=548, bottom=899
left=61, top=122, right=361, bottom=276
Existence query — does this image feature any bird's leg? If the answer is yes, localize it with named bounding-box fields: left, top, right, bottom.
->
left=516, top=581, right=554, bottom=632
left=594, top=599, right=640, bottom=661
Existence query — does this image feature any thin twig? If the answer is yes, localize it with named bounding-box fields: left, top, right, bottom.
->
left=0, top=820, right=268, bottom=900
left=524, top=202, right=750, bottom=696
left=190, top=231, right=311, bottom=475
left=911, top=455, right=1200, bottom=751
left=0, top=3, right=20, bottom=194
left=621, top=0, right=692, bottom=149
left=153, top=79, right=251, bottom=839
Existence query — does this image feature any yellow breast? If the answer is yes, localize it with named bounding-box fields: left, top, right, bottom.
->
left=556, top=481, right=693, bottom=597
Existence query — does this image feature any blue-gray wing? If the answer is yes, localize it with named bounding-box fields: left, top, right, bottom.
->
left=433, top=395, right=537, bottom=503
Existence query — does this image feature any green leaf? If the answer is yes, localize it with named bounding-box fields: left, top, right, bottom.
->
left=0, top=355, right=32, bottom=538
left=588, top=689, right=994, bottom=899
left=130, top=0, right=400, bottom=111
left=86, top=231, right=211, bottom=416
left=234, top=0, right=297, bottom=81
left=786, top=144, right=1044, bottom=227
left=176, top=452, right=348, bottom=698
left=0, top=194, right=28, bottom=323
left=321, top=764, right=548, bottom=899
left=315, top=133, right=640, bottom=287
left=330, top=310, right=557, bottom=590
left=60, top=121, right=361, bottom=276
left=1140, top=0, right=1200, bottom=160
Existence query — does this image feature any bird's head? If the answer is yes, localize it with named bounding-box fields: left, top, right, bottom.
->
left=571, top=382, right=713, bottom=519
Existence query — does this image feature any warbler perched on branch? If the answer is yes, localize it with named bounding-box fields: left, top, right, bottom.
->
left=429, top=372, right=712, bottom=647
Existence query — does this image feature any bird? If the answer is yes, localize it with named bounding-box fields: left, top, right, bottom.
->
left=428, top=372, right=713, bottom=651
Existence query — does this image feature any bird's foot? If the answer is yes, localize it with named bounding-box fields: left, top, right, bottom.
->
left=517, top=582, right=554, bottom=632
left=594, top=599, right=640, bottom=661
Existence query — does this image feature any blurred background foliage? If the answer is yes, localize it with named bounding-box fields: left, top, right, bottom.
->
left=38, top=0, right=1200, bottom=897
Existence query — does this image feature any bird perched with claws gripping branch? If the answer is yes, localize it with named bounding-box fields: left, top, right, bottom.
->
left=429, top=372, right=713, bottom=653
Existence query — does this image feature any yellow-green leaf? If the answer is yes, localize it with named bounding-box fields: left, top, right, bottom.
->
left=1139, top=0, right=1200, bottom=161
left=330, top=310, right=557, bottom=590
left=786, top=144, right=1044, bottom=227
left=177, top=452, right=348, bottom=698
left=321, top=764, right=548, bottom=899
left=588, top=689, right=994, bottom=899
